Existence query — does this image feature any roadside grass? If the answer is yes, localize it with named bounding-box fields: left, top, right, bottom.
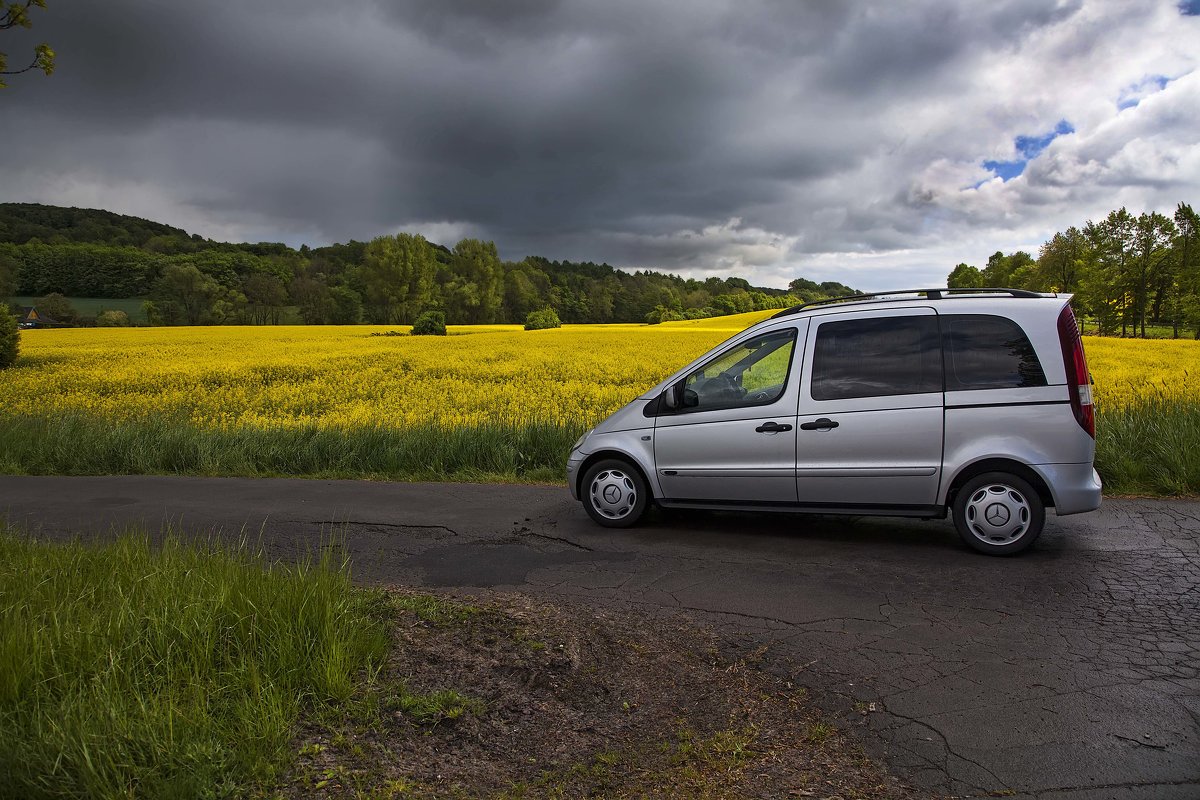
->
left=0, top=412, right=578, bottom=485
left=1, top=402, right=1199, bottom=495
left=0, top=528, right=392, bottom=800
left=1094, top=394, right=1200, bottom=496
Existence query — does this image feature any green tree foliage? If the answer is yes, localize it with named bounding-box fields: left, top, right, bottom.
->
left=241, top=273, right=287, bottom=325
left=524, top=307, right=562, bottom=330
left=1172, top=203, right=1200, bottom=338
left=0, top=248, right=16, bottom=298
left=152, top=264, right=234, bottom=326
left=328, top=285, right=363, bottom=324
left=947, top=263, right=986, bottom=289
left=411, top=309, right=447, bottom=336
left=95, top=309, right=130, bottom=327
left=0, top=1, right=55, bottom=89
left=357, top=234, right=437, bottom=324
left=0, top=305, right=17, bottom=367
left=948, top=202, right=1199, bottom=337
left=0, top=203, right=857, bottom=327
left=35, top=291, right=76, bottom=323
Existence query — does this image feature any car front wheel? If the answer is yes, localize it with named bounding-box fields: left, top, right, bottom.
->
left=952, top=471, right=1045, bottom=556
left=581, top=459, right=649, bottom=528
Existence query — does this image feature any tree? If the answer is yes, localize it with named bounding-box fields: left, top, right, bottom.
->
left=947, top=263, right=985, bottom=288
left=35, top=291, right=76, bottom=323
left=290, top=275, right=333, bottom=324
left=447, top=239, right=502, bottom=324
left=1036, top=228, right=1085, bottom=292
left=357, top=234, right=437, bottom=324
left=152, top=264, right=224, bottom=325
left=0, top=248, right=16, bottom=298
left=1130, top=211, right=1175, bottom=337
left=328, top=285, right=362, bottom=324
left=1173, top=203, right=1200, bottom=338
left=411, top=309, right=446, bottom=336
left=241, top=272, right=287, bottom=325
left=524, top=307, right=561, bottom=330
left=95, top=309, right=130, bottom=327
left=0, top=305, right=17, bottom=367
left=1, top=1, right=55, bottom=89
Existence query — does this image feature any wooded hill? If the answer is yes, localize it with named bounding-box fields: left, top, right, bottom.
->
left=0, top=204, right=854, bottom=326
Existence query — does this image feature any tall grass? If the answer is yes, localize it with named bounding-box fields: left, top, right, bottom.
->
left=1094, top=397, right=1200, bottom=496
left=0, top=412, right=582, bottom=484
left=1, top=404, right=1197, bottom=495
left=0, top=530, right=390, bottom=800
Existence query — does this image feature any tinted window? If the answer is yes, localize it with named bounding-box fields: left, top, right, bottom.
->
left=811, top=316, right=942, bottom=400
left=680, top=329, right=797, bottom=411
left=943, top=314, right=1046, bottom=390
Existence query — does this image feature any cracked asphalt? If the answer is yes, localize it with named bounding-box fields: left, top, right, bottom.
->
left=2, top=475, right=1197, bottom=799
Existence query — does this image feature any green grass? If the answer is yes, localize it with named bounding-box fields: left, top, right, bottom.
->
left=1094, top=397, right=1200, bottom=496
left=0, top=529, right=391, bottom=800
left=12, top=296, right=149, bottom=323
left=0, top=402, right=1197, bottom=496
left=0, top=412, right=581, bottom=484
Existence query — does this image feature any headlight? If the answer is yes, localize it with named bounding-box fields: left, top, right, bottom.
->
left=571, top=429, right=593, bottom=452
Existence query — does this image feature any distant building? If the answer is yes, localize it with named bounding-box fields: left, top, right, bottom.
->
left=16, top=307, right=65, bottom=329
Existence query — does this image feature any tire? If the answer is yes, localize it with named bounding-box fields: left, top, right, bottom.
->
left=581, top=459, right=650, bottom=528
left=951, top=471, right=1045, bottom=556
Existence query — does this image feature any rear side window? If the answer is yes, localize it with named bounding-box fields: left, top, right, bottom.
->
left=943, top=314, right=1046, bottom=390
left=812, top=316, right=942, bottom=400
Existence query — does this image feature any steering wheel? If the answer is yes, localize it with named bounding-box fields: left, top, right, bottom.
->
left=708, top=373, right=745, bottom=398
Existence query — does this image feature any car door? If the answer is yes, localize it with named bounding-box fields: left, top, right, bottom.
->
left=794, top=308, right=944, bottom=507
left=653, top=323, right=806, bottom=503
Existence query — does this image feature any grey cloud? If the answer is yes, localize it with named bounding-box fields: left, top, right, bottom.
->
left=0, top=0, right=1196, bottom=289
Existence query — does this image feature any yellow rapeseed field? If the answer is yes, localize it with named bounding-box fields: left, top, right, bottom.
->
left=2, top=310, right=1195, bottom=430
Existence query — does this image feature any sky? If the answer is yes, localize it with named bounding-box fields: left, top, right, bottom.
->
left=1, top=0, right=1198, bottom=291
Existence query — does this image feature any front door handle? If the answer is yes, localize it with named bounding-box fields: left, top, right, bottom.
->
left=799, top=417, right=839, bottom=431
left=755, top=421, right=793, bottom=433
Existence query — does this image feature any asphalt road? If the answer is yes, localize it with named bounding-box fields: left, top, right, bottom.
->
left=2, top=476, right=1197, bottom=799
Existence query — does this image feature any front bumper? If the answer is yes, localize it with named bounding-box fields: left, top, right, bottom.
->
left=567, top=453, right=584, bottom=500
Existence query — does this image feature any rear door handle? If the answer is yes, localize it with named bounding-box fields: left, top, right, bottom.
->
left=799, top=418, right=839, bottom=431
left=755, top=421, right=793, bottom=433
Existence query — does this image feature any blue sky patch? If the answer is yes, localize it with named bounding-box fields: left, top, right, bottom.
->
left=1118, top=75, right=1171, bottom=109
left=981, top=120, right=1073, bottom=182
left=1180, top=0, right=1200, bottom=16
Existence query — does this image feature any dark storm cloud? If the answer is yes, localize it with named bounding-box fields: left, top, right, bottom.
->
left=1, top=0, right=1195, bottom=288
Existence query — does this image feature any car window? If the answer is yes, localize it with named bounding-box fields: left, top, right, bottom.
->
left=680, top=328, right=797, bottom=412
left=811, top=315, right=941, bottom=400
left=943, top=314, right=1047, bottom=390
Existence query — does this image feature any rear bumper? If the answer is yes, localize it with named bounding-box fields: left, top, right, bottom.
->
left=1035, top=463, right=1103, bottom=516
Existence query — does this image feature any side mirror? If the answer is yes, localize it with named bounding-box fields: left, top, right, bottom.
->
left=661, top=385, right=678, bottom=410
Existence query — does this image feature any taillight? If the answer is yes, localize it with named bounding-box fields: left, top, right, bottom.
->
left=1057, top=304, right=1094, bottom=438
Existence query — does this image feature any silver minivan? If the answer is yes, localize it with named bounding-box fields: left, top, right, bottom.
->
left=567, top=288, right=1102, bottom=555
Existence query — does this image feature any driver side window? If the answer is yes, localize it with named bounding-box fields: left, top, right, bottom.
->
left=679, top=328, right=797, bottom=412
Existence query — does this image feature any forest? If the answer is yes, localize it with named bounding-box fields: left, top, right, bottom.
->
left=948, top=203, right=1199, bottom=337
left=0, top=204, right=854, bottom=327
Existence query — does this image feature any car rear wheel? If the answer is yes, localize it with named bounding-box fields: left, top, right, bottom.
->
left=952, top=471, right=1045, bottom=556
left=581, top=459, right=649, bottom=528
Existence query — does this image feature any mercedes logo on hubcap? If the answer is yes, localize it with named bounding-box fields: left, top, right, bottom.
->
left=985, top=503, right=1010, bottom=527
left=603, top=485, right=622, bottom=504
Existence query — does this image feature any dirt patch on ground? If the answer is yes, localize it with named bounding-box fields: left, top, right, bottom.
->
left=278, top=589, right=927, bottom=799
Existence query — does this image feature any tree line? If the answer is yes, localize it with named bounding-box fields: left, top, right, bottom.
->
left=948, top=202, right=1199, bottom=337
left=0, top=204, right=855, bottom=326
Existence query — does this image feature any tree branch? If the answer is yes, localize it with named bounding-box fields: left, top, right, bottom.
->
left=0, top=52, right=39, bottom=76
left=0, top=1, right=38, bottom=31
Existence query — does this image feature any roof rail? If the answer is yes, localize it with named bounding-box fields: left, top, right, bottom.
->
left=770, top=287, right=1045, bottom=319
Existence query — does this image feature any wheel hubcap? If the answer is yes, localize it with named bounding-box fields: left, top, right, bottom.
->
left=964, top=484, right=1030, bottom=545
left=590, top=469, right=637, bottom=520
